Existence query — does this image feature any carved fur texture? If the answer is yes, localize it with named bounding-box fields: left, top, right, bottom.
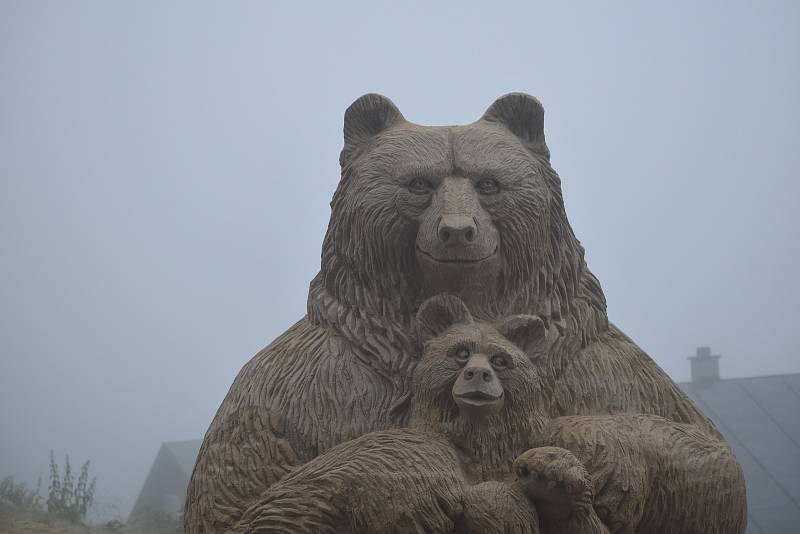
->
left=185, top=93, right=747, bottom=533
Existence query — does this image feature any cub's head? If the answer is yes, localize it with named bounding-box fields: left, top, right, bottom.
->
left=411, top=294, right=548, bottom=424
left=320, top=93, right=588, bottom=319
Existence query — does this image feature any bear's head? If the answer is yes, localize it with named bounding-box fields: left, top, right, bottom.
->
left=409, top=294, right=551, bottom=476
left=314, top=93, right=603, bottom=324
left=410, top=294, right=548, bottom=431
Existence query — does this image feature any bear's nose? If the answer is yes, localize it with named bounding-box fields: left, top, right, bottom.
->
left=463, top=367, right=492, bottom=382
left=438, top=215, right=477, bottom=247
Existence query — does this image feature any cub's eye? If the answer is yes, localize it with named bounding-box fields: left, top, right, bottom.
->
left=454, top=347, right=471, bottom=362
left=490, top=354, right=509, bottom=369
left=476, top=178, right=500, bottom=195
left=408, top=177, right=433, bottom=194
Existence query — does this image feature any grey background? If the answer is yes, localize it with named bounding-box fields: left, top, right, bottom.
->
left=1, top=0, right=797, bottom=521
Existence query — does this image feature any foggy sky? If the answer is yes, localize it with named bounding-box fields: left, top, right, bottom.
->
left=1, top=0, right=798, bottom=521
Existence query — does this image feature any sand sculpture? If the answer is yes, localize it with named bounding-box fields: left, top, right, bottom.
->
left=185, top=93, right=747, bottom=533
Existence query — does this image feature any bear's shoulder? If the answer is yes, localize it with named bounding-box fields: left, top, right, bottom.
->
left=553, top=324, right=708, bottom=425
left=206, top=315, right=417, bottom=458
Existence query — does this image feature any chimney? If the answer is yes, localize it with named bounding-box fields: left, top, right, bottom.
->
left=688, top=346, right=720, bottom=386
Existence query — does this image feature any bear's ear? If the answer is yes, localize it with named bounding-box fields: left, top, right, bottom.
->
left=416, top=294, right=473, bottom=344
left=481, top=93, right=550, bottom=160
left=340, top=93, right=405, bottom=167
left=495, top=315, right=547, bottom=356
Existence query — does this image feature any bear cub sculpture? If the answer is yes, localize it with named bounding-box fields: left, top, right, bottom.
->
left=226, top=294, right=608, bottom=534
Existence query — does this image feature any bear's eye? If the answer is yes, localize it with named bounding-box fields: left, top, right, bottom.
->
left=454, top=347, right=470, bottom=362
left=408, top=177, right=433, bottom=195
left=476, top=178, right=500, bottom=195
left=490, top=354, right=509, bottom=369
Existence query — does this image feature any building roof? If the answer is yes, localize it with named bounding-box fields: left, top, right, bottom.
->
left=163, top=439, right=202, bottom=479
left=679, top=373, right=800, bottom=534
left=128, top=439, right=201, bottom=523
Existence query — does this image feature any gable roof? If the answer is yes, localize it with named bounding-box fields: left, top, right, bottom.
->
left=163, top=439, right=202, bottom=479
left=128, top=439, right=202, bottom=523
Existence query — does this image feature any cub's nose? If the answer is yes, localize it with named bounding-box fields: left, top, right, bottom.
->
left=438, top=215, right=477, bottom=247
left=463, top=366, right=492, bottom=383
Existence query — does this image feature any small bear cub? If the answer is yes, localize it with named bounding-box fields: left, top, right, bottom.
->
left=227, top=294, right=603, bottom=534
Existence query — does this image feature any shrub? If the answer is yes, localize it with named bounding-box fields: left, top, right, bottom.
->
left=0, top=475, right=43, bottom=512
left=46, top=451, right=96, bottom=522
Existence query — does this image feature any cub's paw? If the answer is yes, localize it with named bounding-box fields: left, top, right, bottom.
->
left=514, top=446, right=592, bottom=521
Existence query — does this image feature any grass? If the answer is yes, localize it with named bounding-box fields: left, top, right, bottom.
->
left=1, top=469, right=182, bottom=533
left=0, top=495, right=183, bottom=533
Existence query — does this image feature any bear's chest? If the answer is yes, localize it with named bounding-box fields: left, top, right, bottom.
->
left=291, top=332, right=418, bottom=458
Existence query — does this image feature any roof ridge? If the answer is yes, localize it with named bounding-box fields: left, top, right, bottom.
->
left=678, top=371, right=800, bottom=385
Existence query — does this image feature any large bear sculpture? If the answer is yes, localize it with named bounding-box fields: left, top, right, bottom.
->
left=185, top=93, right=747, bottom=533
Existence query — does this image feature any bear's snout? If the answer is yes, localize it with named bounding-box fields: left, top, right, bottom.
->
left=452, top=354, right=505, bottom=418
left=463, top=366, right=493, bottom=383
left=438, top=214, right=477, bottom=248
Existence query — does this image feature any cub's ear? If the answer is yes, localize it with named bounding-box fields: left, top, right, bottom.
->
left=495, top=315, right=547, bottom=356
left=481, top=93, right=550, bottom=160
left=340, top=93, right=405, bottom=167
left=416, top=294, right=473, bottom=344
